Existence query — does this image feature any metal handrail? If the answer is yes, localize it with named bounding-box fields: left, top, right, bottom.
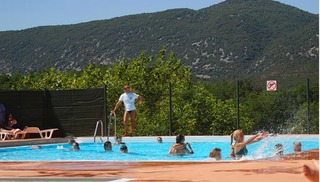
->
left=107, top=112, right=117, bottom=141
left=93, top=120, right=104, bottom=143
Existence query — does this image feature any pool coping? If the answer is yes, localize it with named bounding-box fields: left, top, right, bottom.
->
left=0, top=138, right=69, bottom=148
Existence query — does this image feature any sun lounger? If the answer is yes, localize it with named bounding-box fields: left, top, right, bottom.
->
left=0, top=131, right=16, bottom=140
left=0, top=132, right=9, bottom=140
left=19, top=127, right=59, bottom=139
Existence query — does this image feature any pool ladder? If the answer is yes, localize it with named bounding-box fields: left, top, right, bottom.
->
left=93, top=120, right=104, bottom=143
left=107, top=112, right=117, bottom=142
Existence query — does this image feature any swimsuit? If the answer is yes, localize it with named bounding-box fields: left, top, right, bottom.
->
left=127, top=110, right=135, bottom=114
left=235, top=147, right=248, bottom=156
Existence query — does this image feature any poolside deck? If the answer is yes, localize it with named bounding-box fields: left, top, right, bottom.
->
left=0, top=157, right=318, bottom=181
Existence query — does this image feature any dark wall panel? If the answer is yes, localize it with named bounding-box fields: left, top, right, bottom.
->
left=0, top=88, right=105, bottom=137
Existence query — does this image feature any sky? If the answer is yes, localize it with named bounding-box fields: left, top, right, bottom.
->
left=0, top=0, right=318, bottom=31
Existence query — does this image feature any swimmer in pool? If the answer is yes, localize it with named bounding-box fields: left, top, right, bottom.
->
left=293, top=141, right=302, bottom=153
left=72, top=142, right=80, bottom=151
left=229, top=129, right=268, bottom=159
left=157, top=137, right=163, bottom=143
left=120, top=143, right=128, bottom=153
left=114, top=136, right=122, bottom=145
left=104, top=141, right=112, bottom=151
left=209, top=148, right=221, bottom=160
left=168, top=134, right=194, bottom=155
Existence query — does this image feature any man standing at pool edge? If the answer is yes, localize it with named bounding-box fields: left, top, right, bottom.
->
left=112, top=85, right=142, bottom=137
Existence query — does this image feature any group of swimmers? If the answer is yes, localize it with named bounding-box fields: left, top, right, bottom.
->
left=103, top=136, right=128, bottom=153
left=164, top=130, right=302, bottom=160
left=65, top=129, right=303, bottom=161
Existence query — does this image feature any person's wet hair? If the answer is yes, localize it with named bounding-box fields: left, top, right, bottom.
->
left=176, top=134, right=185, bottom=143
left=294, top=141, right=301, bottom=146
left=73, top=142, right=80, bottom=150
left=157, top=137, right=163, bottom=143
left=209, top=148, right=221, bottom=158
left=104, top=141, right=112, bottom=151
left=120, top=143, right=128, bottom=153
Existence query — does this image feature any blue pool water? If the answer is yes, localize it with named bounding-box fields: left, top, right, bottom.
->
left=0, top=135, right=318, bottom=161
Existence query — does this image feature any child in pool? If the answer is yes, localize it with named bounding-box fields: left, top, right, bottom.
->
left=114, top=136, right=122, bottom=145
left=209, top=148, right=221, bottom=160
left=168, top=134, right=194, bottom=155
left=72, top=142, right=80, bottom=151
left=157, top=137, right=163, bottom=143
left=104, top=141, right=112, bottom=151
left=229, top=129, right=268, bottom=159
left=120, top=143, right=128, bottom=153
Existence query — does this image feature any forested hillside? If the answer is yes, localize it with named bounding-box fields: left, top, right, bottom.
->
left=0, top=0, right=318, bottom=87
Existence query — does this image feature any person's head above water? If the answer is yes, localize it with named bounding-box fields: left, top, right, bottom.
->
left=209, top=148, right=222, bottom=160
left=293, top=141, right=301, bottom=153
left=230, top=129, right=244, bottom=144
left=72, top=142, right=80, bottom=150
left=116, top=136, right=122, bottom=142
left=104, top=141, right=112, bottom=151
left=157, top=137, right=163, bottom=143
left=176, top=134, right=185, bottom=144
left=120, top=143, right=128, bottom=153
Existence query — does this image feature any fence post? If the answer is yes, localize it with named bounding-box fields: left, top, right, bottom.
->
left=306, top=79, right=310, bottom=134
left=236, top=80, right=240, bottom=129
left=169, top=82, right=172, bottom=136
left=104, top=85, right=107, bottom=137
left=43, top=89, right=47, bottom=128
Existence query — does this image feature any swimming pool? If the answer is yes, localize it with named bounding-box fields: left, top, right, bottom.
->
left=0, top=135, right=318, bottom=161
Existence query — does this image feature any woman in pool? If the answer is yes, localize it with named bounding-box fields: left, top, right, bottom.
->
left=168, top=134, right=194, bottom=155
left=229, top=129, right=268, bottom=159
left=104, top=141, right=112, bottom=151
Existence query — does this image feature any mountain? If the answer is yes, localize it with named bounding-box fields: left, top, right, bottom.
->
left=0, top=0, right=318, bottom=86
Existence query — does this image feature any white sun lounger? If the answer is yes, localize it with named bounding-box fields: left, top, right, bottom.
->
left=18, top=127, right=59, bottom=139
left=0, top=132, right=15, bottom=140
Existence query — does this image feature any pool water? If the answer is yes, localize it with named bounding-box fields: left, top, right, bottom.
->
left=0, top=135, right=318, bottom=161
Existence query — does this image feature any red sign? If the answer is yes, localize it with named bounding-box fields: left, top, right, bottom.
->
left=267, top=80, right=277, bottom=91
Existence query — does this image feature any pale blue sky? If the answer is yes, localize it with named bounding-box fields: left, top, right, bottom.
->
left=0, top=0, right=318, bottom=31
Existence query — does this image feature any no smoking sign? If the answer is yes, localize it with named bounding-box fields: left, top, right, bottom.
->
left=267, top=80, right=277, bottom=91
